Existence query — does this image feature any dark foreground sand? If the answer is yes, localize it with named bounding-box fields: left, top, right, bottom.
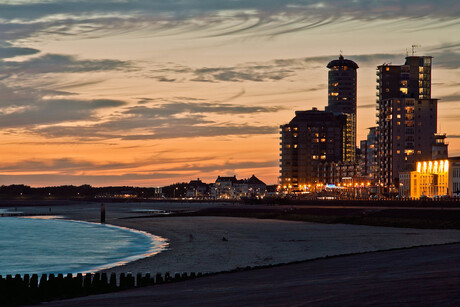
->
left=45, top=243, right=460, bottom=306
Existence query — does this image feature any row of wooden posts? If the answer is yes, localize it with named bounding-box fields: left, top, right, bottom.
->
left=0, top=271, right=202, bottom=305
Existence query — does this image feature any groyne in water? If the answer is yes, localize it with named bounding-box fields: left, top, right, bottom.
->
left=0, top=271, right=204, bottom=305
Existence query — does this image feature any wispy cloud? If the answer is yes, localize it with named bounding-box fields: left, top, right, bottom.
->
left=0, top=53, right=131, bottom=76
left=0, top=1, right=458, bottom=22
left=0, top=1, right=458, bottom=44
left=0, top=42, right=39, bottom=59
left=0, top=98, right=125, bottom=128
left=32, top=101, right=282, bottom=140
left=0, top=156, right=277, bottom=186
left=439, top=93, right=460, bottom=103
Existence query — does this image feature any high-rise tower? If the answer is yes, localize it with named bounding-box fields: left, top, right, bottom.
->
left=325, top=55, right=359, bottom=163
left=376, top=55, right=437, bottom=191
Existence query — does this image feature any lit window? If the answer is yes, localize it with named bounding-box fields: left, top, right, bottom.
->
left=385, top=88, right=389, bottom=92
left=331, top=92, right=339, bottom=96
left=293, top=127, right=298, bottom=131
left=397, top=121, right=401, bottom=125
left=320, top=138, right=326, bottom=142
left=385, top=67, right=390, bottom=71
left=397, top=136, right=400, bottom=140
left=400, top=88, right=408, bottom=94
left=405, top=149, right=414, bottom=156
left=397, top=114, right=401, bottom=118
left=332, top=82, right=339, bottom=86
left=285, top=144, right=291, bottom=148
left=320, top=155, right=326, bottom=160
left=293, top=133, right=298, bottom=137
left=312, top=155, right=319, bottom=160
left=293, top=144, right=298, bottom=148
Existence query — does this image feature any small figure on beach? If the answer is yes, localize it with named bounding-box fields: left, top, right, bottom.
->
left=222, top=236, right=228, bottom=242
left=189, top=234, right=194, bottom=242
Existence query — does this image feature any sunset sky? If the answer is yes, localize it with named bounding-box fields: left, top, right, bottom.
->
left=0, top=0, right=459, bottom=187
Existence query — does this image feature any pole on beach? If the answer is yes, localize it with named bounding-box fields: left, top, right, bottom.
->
left=101, top=203, right=106, bottom=224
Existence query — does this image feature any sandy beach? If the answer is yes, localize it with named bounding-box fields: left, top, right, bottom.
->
left=10, top=201, right=460, bottom=275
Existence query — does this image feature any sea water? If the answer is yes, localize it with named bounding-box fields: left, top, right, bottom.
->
left=0, top=217, right=167, bottom=276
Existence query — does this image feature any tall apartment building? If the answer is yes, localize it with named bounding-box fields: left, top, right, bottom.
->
left=359, top=127, right=378, bottom=182
left=279, top=108, right=347, bottom=189
left=376, top=55, right=437, bottom=190
left=325, top=55, right=359, bottom=163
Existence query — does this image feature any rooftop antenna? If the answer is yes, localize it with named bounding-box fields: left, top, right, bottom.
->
left=411, top=44, right=421, bottom=56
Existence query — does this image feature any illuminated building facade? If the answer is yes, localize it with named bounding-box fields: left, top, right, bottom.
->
left=326, top=55, right=359, bottom=163
left=399, top=159, right=449, bottom=198
left=279, top=108, right=347, bottom=190
left=377, top=55, right=438, bottom=191
left=211, top=175, right=267, bottom=199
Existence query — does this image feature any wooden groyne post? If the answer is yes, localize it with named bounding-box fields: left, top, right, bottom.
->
left=100, top=203, right=106, bottom=224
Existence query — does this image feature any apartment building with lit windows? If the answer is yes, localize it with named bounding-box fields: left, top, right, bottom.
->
left=279, top=108, right=347, bottom=190
left=325, top=55, right=359, bottom=163
left=376, top=55, right=438, bottom=191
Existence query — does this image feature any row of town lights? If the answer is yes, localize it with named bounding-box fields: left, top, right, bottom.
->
left=278, top=182, right=371, bottom=190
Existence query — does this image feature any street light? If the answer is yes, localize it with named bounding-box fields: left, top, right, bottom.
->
left=174, top=187, right=179, bottom=198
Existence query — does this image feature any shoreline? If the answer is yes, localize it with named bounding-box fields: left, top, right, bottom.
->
left=1, top=202, right=460, bottom=276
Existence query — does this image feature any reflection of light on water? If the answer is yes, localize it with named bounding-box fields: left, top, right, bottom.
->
left=0, top=209, right=23, bottom=215
left=131, top=209, right=171, bottom=215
